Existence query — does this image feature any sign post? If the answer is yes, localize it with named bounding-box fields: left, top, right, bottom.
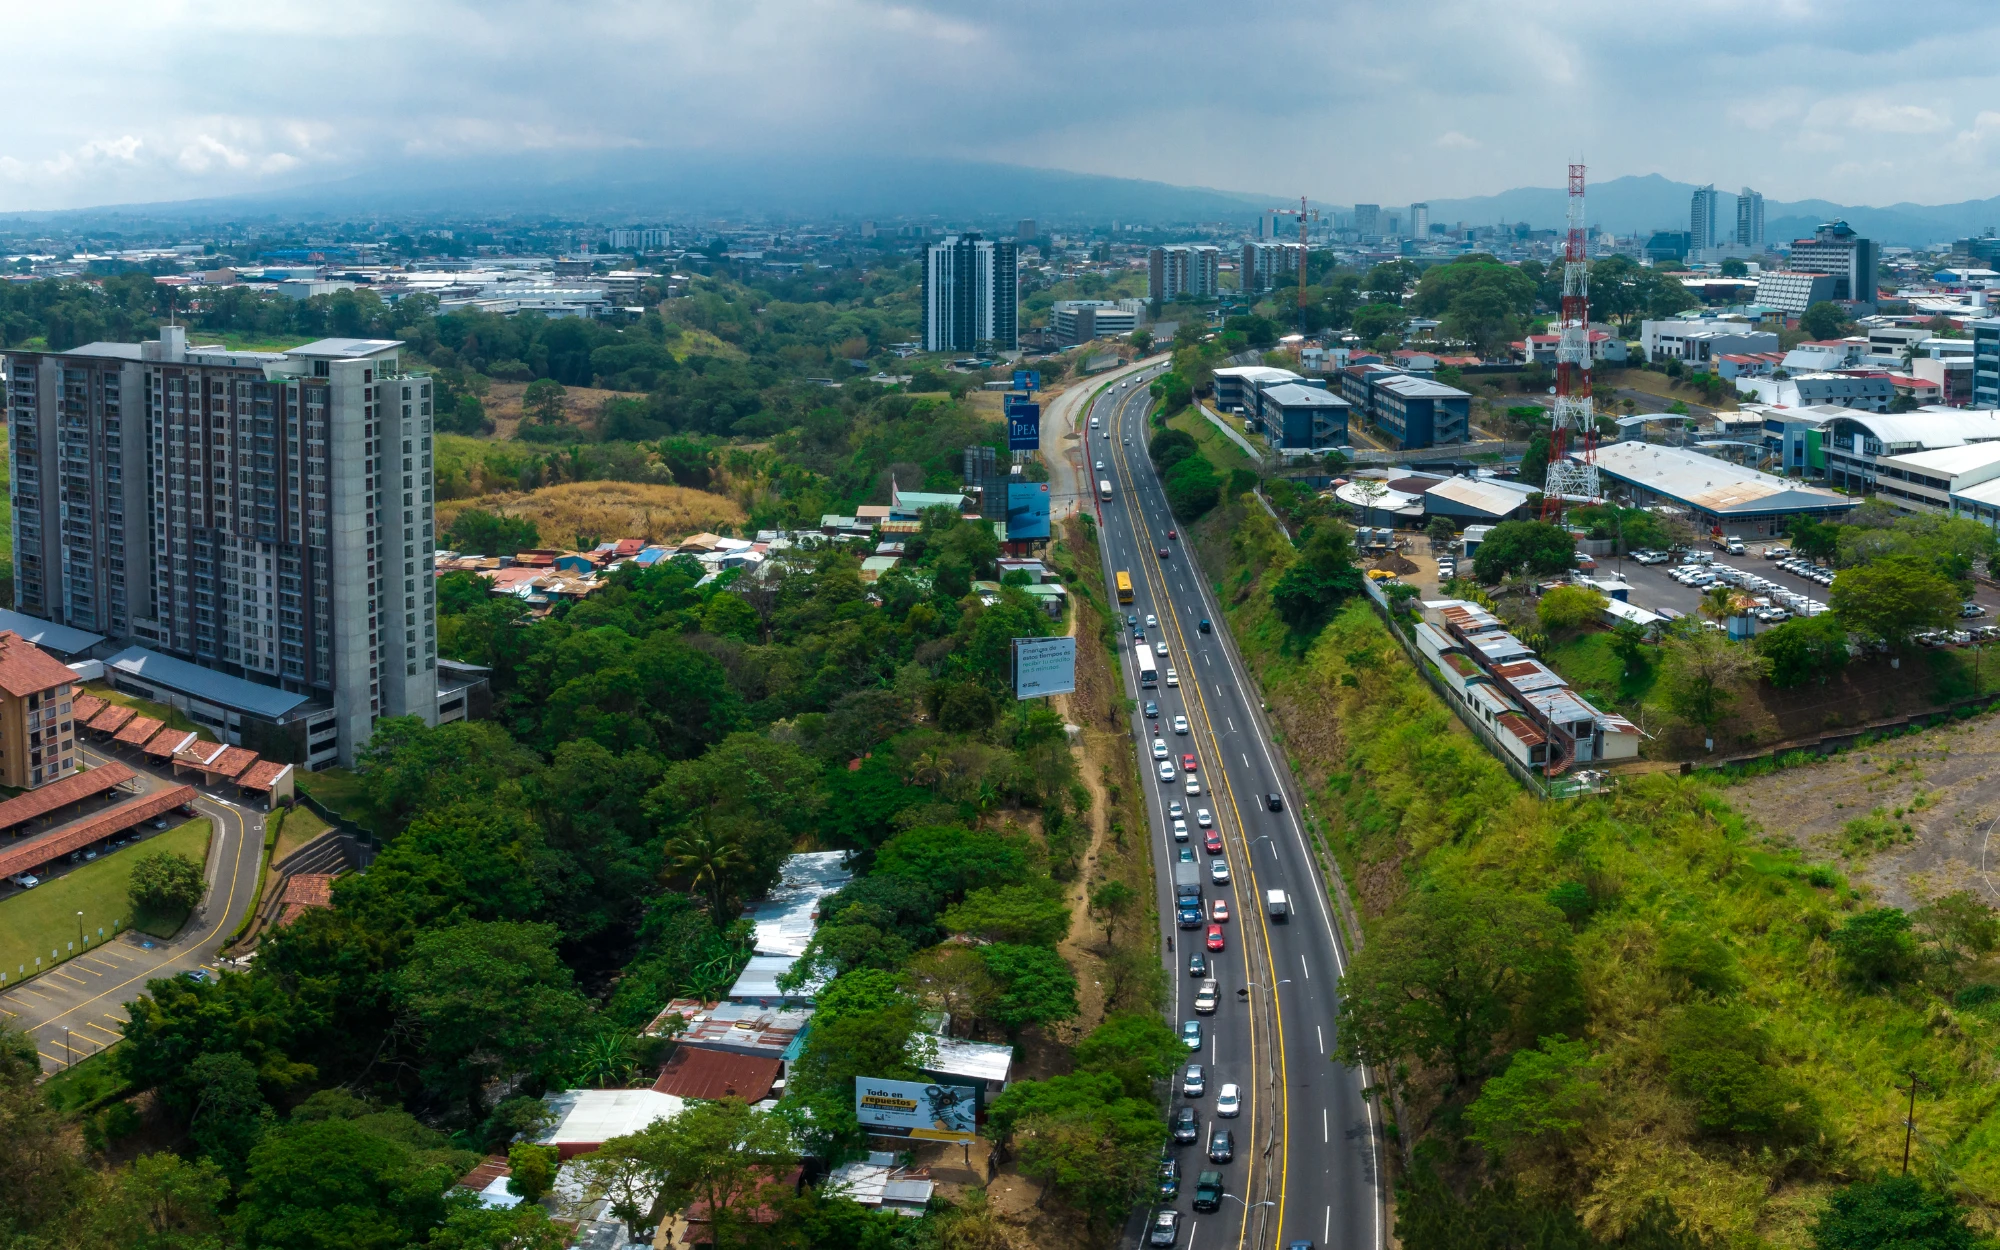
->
left=1013, top=636, right=1077, bottom=700
left=856, top=1077, right=981, bottom=1144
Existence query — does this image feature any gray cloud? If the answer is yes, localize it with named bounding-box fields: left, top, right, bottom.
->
left=6, top=0, right=2000, bottom=212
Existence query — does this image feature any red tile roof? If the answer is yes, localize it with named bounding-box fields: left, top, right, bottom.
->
left=277, top=873, right=336, bottom=925
left=183, top=746, right=257, bottom=780
left=0, top=632, right=78, bottom=698
left=70, top=694, right=105, bottom=723
left=652, top=1046, right=781, bottom=1103
left=86, top=704, right=136, bottom=734
left=235, top=760, right=291, bottom=792
left=113, top=715, right=165, bottom=747
left=0, top=785, right=198, bottom=878
left=0, top=761, right=135, bottom=832
left=142, top=730, right=197, bottom=759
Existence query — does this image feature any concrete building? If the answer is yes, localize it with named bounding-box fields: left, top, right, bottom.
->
left=0, top=632, right=78, bottom=789
left=1735, top=188, right=1765, bottom=247
left=4, top=327, right=439, bottom=768
left=1048, top=301, right=1136, bottom=346
left=1240, top=242, right=1306, bottom=293
left=922, top=233, right=1017, bottom=353
left=603, top=226, right=670, bottom=252
left=1370, top=374, right=1471, bottom=449
left=1254, top=383, right=1349, bottom=451
left=1914, top=355, right=1974, bottom=407
left=1968, top=316, right=2000, bottom=408
left=1872, top=442, right=2000, bottom=515
left=1212, top=365, right=1303, bottom=413
left=1754, top=270, right=1845, bottom=315
left=1690, top=185, right=1723, bottom=254
left=1639, top=321, right=1780, bottom=365
left=1734, top=372, right=1894, bottom=412
left=1786, top=220, right=1879, bottom=308
left=1410, top=203, right=1430, bottom=239
left=1815, top=409, right=2000, bottom=492
left=1148, top=245, right=1219, bottom=302
left=1593, top=440, right=1853, bottom=537
left=1352, top=204, right=1382, bottom=238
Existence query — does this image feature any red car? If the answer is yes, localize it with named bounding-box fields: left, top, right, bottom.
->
left=1203, top=830, right=1223, bottom=854
left=1168, top=530, right=1178, bottom=540
left=1206, top=924, right=1226, bottom=952
left=1158, top=547, right=1171, bottom=559
left=1181, top=753, right=1198, bottom=772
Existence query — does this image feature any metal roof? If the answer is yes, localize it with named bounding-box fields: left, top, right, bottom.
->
left=1878, top=441, right=2000, bottom=477
left=744, top=850, right=853, bottom=958
left=920, top=1036, right=1015, bottom=1084
left=1819, top=409, right=2000, bottom=448
left=1375, top=374, right=1469, bottom=399
left=727, top=954, right=826, bottom=1003
left=104, top=646, right=312, bottom=720
left=285, top=338, right=403, bottom=358
left=0, top=608, right=105, bottom=657
left=1424, top=476, right=1532, bottom=518
left=1260, top=383, right=1348, bottom=407
left=1593, top=441, right=1852, bottom=517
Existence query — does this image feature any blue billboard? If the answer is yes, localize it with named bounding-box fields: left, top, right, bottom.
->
left=1012, top=369, right=1041, bottom=392
left=1006, top=398, right=1041, bottom=451
left=1007, top=482, right=1052, bottom=541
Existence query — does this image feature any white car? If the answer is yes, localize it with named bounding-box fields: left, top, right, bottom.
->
left=1159, top=761, right=1177, bottom=782
left=1185, top=778, right=1202, bottom=796
left=1209, top=858, right=1230, bottom=884
left=1216, top=1083, right=1242, bottom=1117
left=1165, top=669, right=1180, bottom=687
left=1153, top=737, right=1169, bottom=760
left=1196, top=808, right=1213, bottom=828
left=1173, top=820, right=1189, bottom=842
left=1155, top=641, right=1168, bottom=657
left=1146, top=614, right=1158, bottom=627
left=1173, top=715, right=1189, bottom=735
left=8, top=872, right=39, bottom=888
left=1168, top=799, right=1185, bottom=819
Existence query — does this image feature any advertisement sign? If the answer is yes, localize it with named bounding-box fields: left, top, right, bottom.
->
left=856, top=1077, right=980, bottom=1141
left=1012, top=369, right=1041, bottom=392
left=1013, top=635, right=1077, bottom=700
left=1006, top=482, right=1051, bottom=541
left=1006, top=398, right=1041, bottom=451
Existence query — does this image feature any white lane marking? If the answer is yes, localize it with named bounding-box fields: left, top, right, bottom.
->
left=1302, top=954, right=1310, bottom=980
left=1326, top=1207, right=1332, bottom=1244
left=1228, top=718, right=1237, bottom=733
left=1324, top=1107, right=1329, bottom=1142
left=1242, top=753, right=1250, bottom=768
left=1317, top=1024, right=1324, bottom=1054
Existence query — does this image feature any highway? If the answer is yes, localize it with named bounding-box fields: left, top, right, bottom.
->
left=1073, top=374, right=1383, bottom=1250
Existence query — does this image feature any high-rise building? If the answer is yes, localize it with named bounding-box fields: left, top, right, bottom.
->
left=1148, top=245, right=1220, bottom=301
left=604, top=226, right=670, bottom=252
left=1735, top=189, right=1764, bottom=248
left=1690, top=185, right=1722, bottom=253
left=1352, top=204, right=1383, bottom=238
left=1240, top=242, right=1306, bottom=293
left=1410, top=203, right=1430, bottom=239
left=921, top=233, right=1018, bottom=353
left=1017, top=218, right=1036, bottom=240
left=4, top=327, right=439, bottom=767
left=1788, top=220, right=1880, bottom=306
left=1256, top=211, right=1282, bottom=240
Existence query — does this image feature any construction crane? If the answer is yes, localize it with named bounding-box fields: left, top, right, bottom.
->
left=1264, top=197, right=1319, bottom=330
left=1541, top=164, right=1599, bottom=520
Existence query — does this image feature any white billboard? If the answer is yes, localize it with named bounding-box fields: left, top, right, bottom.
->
left=855, top=1077, right=980, bottom=1141
left=1013, top=636, right=1077, bottom=700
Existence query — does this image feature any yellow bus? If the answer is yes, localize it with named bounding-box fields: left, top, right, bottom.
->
left=1115, top=571, right=1134, bottom=604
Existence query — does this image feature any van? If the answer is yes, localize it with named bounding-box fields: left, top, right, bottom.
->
left=1089, top=415, right=1099, bottom=428
left=1266, top=889, right=1290, bottom=919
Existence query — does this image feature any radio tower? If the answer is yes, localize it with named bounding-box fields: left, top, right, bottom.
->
left=1541, top=163, right=1599, bottom=520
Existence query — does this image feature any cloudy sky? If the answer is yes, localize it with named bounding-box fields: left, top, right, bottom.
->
left=7, top=0, right=2000, bottom=213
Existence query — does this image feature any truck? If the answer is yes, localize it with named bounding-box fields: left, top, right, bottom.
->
left=1192, top=1171, right=1225, bottom=1212
left=1266, top=889, right=1290, bottom=919
left=1175, top=862, right=1204, bottom=906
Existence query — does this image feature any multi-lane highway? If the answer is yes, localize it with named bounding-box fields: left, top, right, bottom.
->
left=1071, top=373, right=1383, bottom=1250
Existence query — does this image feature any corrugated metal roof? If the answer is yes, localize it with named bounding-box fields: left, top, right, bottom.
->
left=106, top=646, right=312, bottom=720
left=744, top=850, right=854, bottom=958
left=1593, top=442, right=1851, bottom=516
left=920, top=1036, right=1014, bottom=1084
left=0, top=609, right=104, bottom=657
left=1425, top=476, right=1532, bottom=517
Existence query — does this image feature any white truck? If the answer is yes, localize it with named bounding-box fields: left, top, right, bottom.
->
left=1266, top=889, right=1290, bottom=919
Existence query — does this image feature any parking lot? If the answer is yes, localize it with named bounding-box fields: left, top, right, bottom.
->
left=1595, top=541, right=2000, bottom=628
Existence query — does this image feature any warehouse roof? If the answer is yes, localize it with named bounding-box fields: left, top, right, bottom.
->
left=0, top=609, right=104, bottom=658
left=1878, top=442, right=2000, bottom=476
left=106, top=646, right=312, bottom=720
left=1424, top=476, right=1534, bottom=518
left=1593, top=441, right=1853, bottom=517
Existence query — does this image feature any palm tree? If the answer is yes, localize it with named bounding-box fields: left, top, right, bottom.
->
left=909, top=749, right=956, bottom=795
left=574, top=1030, right=639, bottom=1088
left=664, top=824, right=750, bottom=919
left=1698, top=584, right=1739, bottom=625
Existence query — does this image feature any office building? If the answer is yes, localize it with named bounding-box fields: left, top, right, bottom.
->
left=1640, top=321, right=1780, bottom=365
left=1352, top=204, right=1383, bottom=239
left=1410, top=203, right=1430, bottom=239
left=921, top=233, right=1017, bottom=354
left=604, top=226, right=670, bottom=252
left=1754, top=270, right=1845, bottom=315
left=1787, top=220, right=1879, bottom=307
left=5, top=327, right=440, bottom=768
left=1645, top=231, right=1691, bottom=263
left=1690, top=185, right=1723, bottom=253
left=0, top=632, right=78, bottom=788
left=1241, top=242, right=1306, bottom=293
left=1148, top=245, right=1220, bottom=302
left=1735, top=189, right=1764, bottom=248
left=1815, top=409, right=2000, bottom=492
left=1049, top=301, right=1136, bottom=346
left=1017, top=219, right=1036, bottom=241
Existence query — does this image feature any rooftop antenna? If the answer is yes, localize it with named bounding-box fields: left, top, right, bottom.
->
left=1542, top=163, right=1599, bottom=520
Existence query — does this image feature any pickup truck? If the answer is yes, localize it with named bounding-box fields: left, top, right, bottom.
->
left=1266, top=889, right=1290, bottom=919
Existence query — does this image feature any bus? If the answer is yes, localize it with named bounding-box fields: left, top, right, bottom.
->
left=1099, top=479, right=1113, bottom=501
left=1135, top=643, right=1158, bottom=688
left=1115, top=571, right=1134, bottom=604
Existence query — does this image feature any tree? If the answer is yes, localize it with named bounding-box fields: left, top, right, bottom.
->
left=1662, top=1003, right=1816, bottom=1141
left=1831, top=558, right=1961, bottom=649
left=1536, top=585, right=1607, bottom=638
left=446, top=509, right=539, bottom=557
left=427, top=1205, right=570, bottom=1250
left=1800, top=301, right=1851, bottom=341
left=904, top=945, right=999, bottom=1029
left=1071, top=1014, right=1188, bottom=1097
left=1912, top=891, right=1999, bottom=992
left=874, top=826, right=1030, bottom=900
left=1756, top=613, right=1851, bottom=688
left=1788, top=516, right=1842, bottom=560
left=78, top=1151, right=232, bottom=1250
left=1426, top=515, right=1458, bottom=549
left=1088, top=879, right=1137, bottom=945
left=1811, top=1175, right=1984, bottom=1250
left=1697, top=584, right=1740, bottom=625
left=1829, top=907, right=1917, bottom=985
left=1129, top=328, right=1153, bottom=353
left=940, top=881, right=1071, bottom=947
left=128, top=849, right=206, bottom=915
left=661, top=825, right=750, bottom=920
left=1163, top=455, right=1222, bottom=520
left=1350, top=302, right=1408, bottom=343
left=522, top=378, right=568, bottom=426
left=1516, top=432, right=1551, bottom=490
left=1608, top=619, right=1651, bottom=675
left=233, top=1117, right=463, bottom=1250
left=506, top=1142, right=560, bottom=1204
left=1012, top=1100, right=1167, bottom=1238
left=1270, top=523, right=1366, bottom=632
left=1658, top=628, right=1768, bottom=733
left=1335, top=885, right=1578, bottom=1087
left=185, top=1051, right=273, bottom=1178
left=981, top=943, right=1079, bottom=1034
left=1471, top=520, right=1574, bottom=584
left=1462, top=1035, right=1600, bottom=1162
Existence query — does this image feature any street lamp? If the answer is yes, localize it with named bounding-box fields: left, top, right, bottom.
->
left=76, top=910, right=84, bottom=951
left=1221, top=1195, right=1276, bottom=1210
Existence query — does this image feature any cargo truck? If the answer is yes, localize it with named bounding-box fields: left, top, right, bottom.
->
left=1265, top=889, right=1290, bottom=919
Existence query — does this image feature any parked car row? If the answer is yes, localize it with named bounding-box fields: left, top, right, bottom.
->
left=1673, top=560, right=1829, bottom=620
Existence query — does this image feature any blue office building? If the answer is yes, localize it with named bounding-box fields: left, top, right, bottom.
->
left=1256, top=383, right=1349, bottom=451
left=1371, top=374, right=1471, bottom=450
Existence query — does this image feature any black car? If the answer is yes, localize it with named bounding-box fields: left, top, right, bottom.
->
left=1208, top=1128, right=1234, bottom=1163
left=1198, top=618, right=1212, bottom=633
left=1173, top=1105, right=1199, bottom=1144
left=1266, top=793, right=1284, bottom=812
left=1187, top=950, right=1208, bottom=977
left=1158, top=1154, right=1181, bottom=1199
left=1145, top=701, right=1159, bottom=718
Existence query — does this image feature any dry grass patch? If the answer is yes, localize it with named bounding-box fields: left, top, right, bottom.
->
left=435, top=481, right=745, bottom=548
left=482, top=383, right=627, bottom=439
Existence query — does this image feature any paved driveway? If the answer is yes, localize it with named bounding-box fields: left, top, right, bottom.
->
left=0, top=739, right=265, bottom=1073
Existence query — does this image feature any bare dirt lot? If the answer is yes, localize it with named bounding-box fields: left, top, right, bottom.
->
left=1728, top=714, right=2000, bottom=910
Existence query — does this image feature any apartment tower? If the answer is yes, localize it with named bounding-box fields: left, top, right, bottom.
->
left=921, top=233, right=1018, bottom=353
left=1148, top=245, right=1220, bottom=302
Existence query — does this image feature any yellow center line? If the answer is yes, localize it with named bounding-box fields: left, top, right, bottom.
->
left=1107, top=385, right=1292, bottom=1248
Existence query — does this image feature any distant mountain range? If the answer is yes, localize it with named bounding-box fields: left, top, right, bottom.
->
left=10, top=154, right=1998, bottom=248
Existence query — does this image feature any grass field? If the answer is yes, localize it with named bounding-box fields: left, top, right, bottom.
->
left=0, top=817, right=211, bottom=983
left=272, top=803, right=331, bottom=864
left=295, top=767, right=377, bottom=833
left=84, top=683, right=210, bottom=738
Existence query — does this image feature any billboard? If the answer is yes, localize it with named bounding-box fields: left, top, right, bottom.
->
left=1012, top=369, right=1041, bottom=392
left=856, top=1077, right=980, bottom=1141
left=1013, top=636, right=1077, bottom=700
left=1006, top=399, right=1041, bottom=451
left=1007, top=482, right=1051, bottom=541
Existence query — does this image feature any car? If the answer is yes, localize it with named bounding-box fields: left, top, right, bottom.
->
left=1159, top=1154, right=1181, bottom=1199
left=1267, top=792, right=1284, bottom=811
left=1185, top=778, right=1202, bottom=796
left=1159, top=761, right=1177, bottom=782
left=1123, top=436, right=1129, bottom=444
left=1156, top=641, right=1170, bottom=656
left=1145, top=700, right=1159, bottom=718
left=1128, top=613, right=1138, bottom=626
left=1208, top=1128, right=1234, bottom=1163
left=1177, top=845, right=1195, bottom=863
left=1216, top=1083, right=1241, bottom=1117
left=1168, top=529, right=1178, bottom=539
left=1168, top=798, right=1185, bottom=818
left=1194, top=979, right=1219, bottom=1013
left=1193, top=1170, right=1226, bottom=1212
left=1206, top=924, right=1226, bottom=952
left=181, top=968, right=211, bottom=984
left=1146, top=613, right=1158, bottom=627
left=1095, top=460, right=1104, bottom=471
left=1203, top=830, right=1223, bottom=854
left=1211, top=898, right=1230, bottom=922
left=1183, top=1064, right=1206, bottom=1096
left=1154, top=737, right=1170, bottom=759
left=1182, top=1020, right=1203, bottom=1049
left=1148, top=1209, right=1181, bottom=1248
left=1172, top=1104, right=1200, bottom=1142
left=1188, top=950, right=1208, bottom=976
left=1198, top=618, right=1212, bottom=633
left=1196, top=808, right=1213, bottom=828
left=8, top=873, right=39, bottom=888
left=1173, top=819, right=1189, bottom=842
left=1159, top=547, right=1171, bottom=559
left=1210, top=858, right=1230, bottom=884
left=1173, top=715, right=1189, bottom=735
left=1135, top=626, right=1147, bottom=640
left=1181, top=752, right=1198, bottom=772
left=1166, top=669, right=1179, bottom=686
left=1965, top=602, right=1987, bottom=617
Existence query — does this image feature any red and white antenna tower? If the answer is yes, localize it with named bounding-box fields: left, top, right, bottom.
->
left=1541, top=163, right=1599, bottom=519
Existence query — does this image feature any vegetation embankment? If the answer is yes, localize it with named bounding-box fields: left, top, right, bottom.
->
left=1169, top=423, right=2000, bottom=1247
